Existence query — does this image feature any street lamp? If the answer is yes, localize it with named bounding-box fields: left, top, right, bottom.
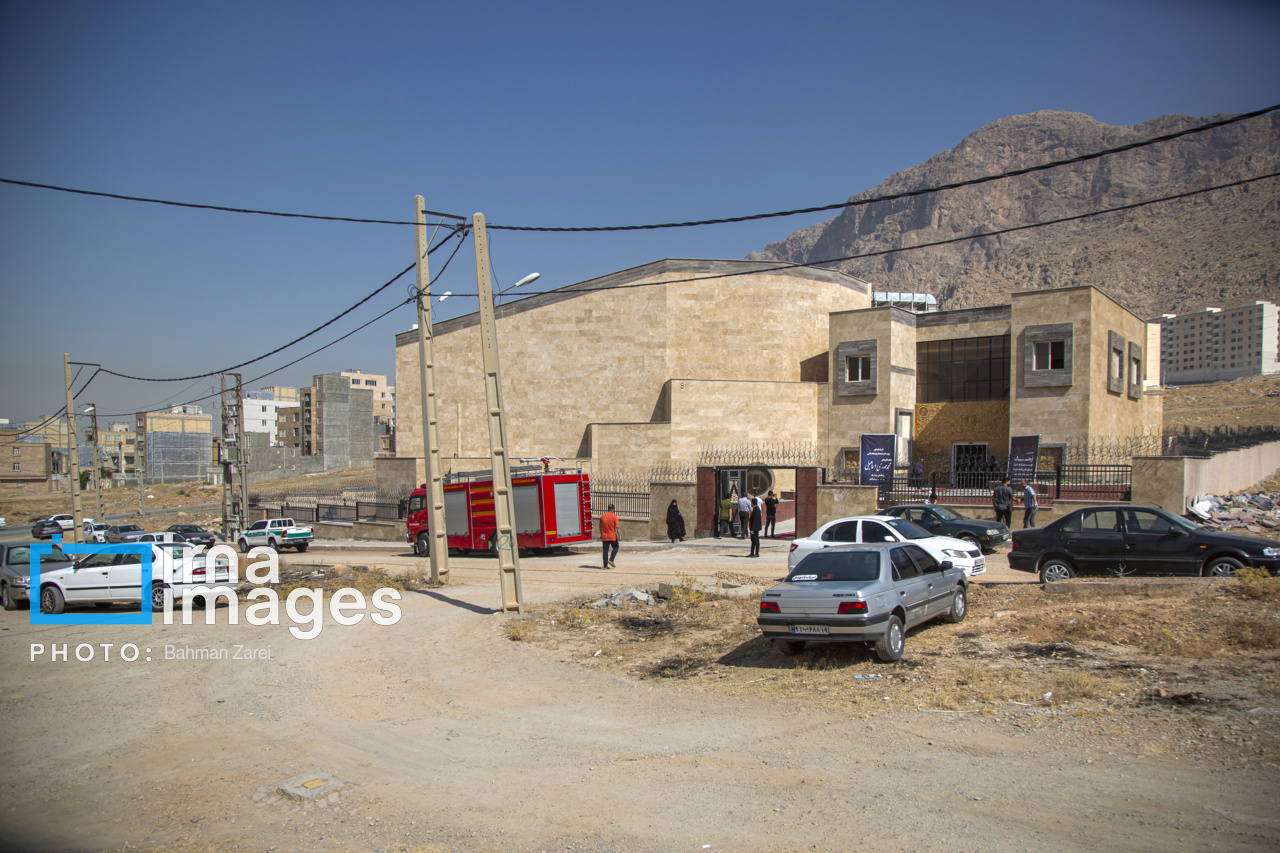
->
left=496, top=272, right=539, bottom=307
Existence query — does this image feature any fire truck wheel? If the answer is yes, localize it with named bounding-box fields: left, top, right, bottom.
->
left=415, top=533, right=429, bottom=557
left=487, top=532, right=499, bottom=555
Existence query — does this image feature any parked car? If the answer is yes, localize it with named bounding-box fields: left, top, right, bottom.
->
left=105, top=524, right=147, bottom=543
left=35, top=542, right=232, bottom=614
left=0, top=517, right=6, bottom=528
left=48, top=514, right=76, bottom=531
left=165, top=524, right=219, bottom=547
left=84, top=521, right=111, bottom=543
left=758, top=542, right=968, bottom=661
left=1, top=541, right=74, bottom=610
left=31, top=519, right=63, bottom=540
left=788, top=515, right=986, bottom=576
left=1009, top=504, right=1280, bottom=582
left=137, top=532, right=189, bottom=544
left=237, top=518, right=313, bottom=552
left=879, top=504, right=1010, bottom=552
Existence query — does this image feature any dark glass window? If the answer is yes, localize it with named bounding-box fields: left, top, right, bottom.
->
left=916, top=335, right=1011, bottom=403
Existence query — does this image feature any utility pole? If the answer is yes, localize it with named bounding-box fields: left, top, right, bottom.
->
left=89, top=403, right=103, bottom=523
left=220, top=375, right=234, bottom=539
left=414, top=195, right=449, bottom=583
left=236, top=375, right=250, bottom=537
left=137, top=420, right=145, bottom=517
left=62, top=354, right=83, bottom=544
left=471, top=213, right=522, bottom=613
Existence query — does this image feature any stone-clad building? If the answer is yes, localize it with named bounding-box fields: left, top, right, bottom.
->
left=390, top=260, right=1162, bottom=479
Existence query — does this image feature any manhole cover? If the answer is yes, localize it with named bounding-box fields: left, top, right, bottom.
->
left=277, top=771, right=348, bottom=801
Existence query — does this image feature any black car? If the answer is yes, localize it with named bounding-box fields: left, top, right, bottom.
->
left=165, top=524, right=218, bottom=547
left=1009, top=504, right=1280, bottom=582
left=881, top=505, right=1010, bottom=553
left=31, top=519, right=63, bottom=540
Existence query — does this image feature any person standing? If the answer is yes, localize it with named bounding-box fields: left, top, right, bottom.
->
left=665, top=499, right=686, bottom=543
left=601, top=503, right=620, bottom=568
left=992, top=477, right=1014, bottom=527
left=913, top=459, right=925, bottom=489
left=737, top=492, right=752, bottom=540
left=1020, top=480, right=1038, bottom=529
left=763, top=490, right=779, bottom=538
left=748, top=499, right=762, bottom=557
left=717, top=492, right=734, bottom=538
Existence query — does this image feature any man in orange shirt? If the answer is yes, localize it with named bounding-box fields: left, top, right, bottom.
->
left=600, top=504, right=620, bottom=569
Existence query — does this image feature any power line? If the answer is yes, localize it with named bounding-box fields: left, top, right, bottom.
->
left=0, top=176, right=463, bottom=225
left=2, top=102, right=1275, bottom=234
left=458, top=169, right=1280, bottom=299
left=0, top=367, right=101, bottom=445
left=98, top=226, right=467, bottom=383
left=486, top=104, right=1280, bottom=232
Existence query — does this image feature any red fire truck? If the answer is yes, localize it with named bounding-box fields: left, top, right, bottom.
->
left=405, top=464, right=593, bottom=555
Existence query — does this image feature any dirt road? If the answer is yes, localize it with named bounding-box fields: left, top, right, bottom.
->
left=0, top=540, right=1276, bottom=852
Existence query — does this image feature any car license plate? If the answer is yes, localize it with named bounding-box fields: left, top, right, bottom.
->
left=789, top=624, right=829, bottom=635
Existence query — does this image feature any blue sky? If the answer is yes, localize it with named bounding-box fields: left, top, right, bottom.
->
left=1, top=0, right=1277, bottom=422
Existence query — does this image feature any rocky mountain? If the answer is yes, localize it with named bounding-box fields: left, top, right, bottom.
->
left=746, top=110, right=1280, bottom=318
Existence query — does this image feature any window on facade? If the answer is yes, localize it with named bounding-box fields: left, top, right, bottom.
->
left=1032, top=340, right=1065, bottom=371
left=845, top=355, right=872, bottom=383
left=916, top=335, right=1011, bottom=403
left=12, top=463, right=19, bottom=472
left=12, top=448, right=19, bottom=456
left=365, top=379, right=376, bottom=386
left=1111, top=349, right=1124, bottom=380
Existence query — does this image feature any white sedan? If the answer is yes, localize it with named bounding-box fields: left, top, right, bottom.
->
left=788, top=515, right=986, bottom=576
left=36, top=542, right=232, bottom=614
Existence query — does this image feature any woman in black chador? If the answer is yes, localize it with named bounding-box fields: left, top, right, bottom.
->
left=666, top=499, right=687, bottom=542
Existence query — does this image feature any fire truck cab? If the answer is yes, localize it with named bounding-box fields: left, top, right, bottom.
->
left=406, top=463, right=592, bottom=556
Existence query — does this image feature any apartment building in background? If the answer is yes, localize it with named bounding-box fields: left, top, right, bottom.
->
left=1154, top=300, right=1279, bottom=384
left=242, top=397, right=299, bottom=445
left=1, top=429, right=54, bottom=485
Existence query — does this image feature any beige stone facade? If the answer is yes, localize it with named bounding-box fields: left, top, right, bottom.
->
left=391, top=260, right=1161, bottom=477
left=1, top=433, right=53, bottom=484
left=394, top=260, right=870, bottom=471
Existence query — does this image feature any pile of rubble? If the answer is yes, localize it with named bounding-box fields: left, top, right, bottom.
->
left=1189, top=491, right=1278, bottom=532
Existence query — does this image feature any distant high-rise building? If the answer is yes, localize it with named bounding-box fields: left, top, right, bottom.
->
left=1154, top=300, right=1279, bottom=384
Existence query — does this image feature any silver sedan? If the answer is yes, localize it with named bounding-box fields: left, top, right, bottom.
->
left=758, top=542, right=968, bottom=661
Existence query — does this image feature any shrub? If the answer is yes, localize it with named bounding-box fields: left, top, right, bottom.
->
left=1226, top=614, right=1280, bottom=649
left=1236, top=567, right=1280, bottom=601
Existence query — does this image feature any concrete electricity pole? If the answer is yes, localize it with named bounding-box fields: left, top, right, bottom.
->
left=414, top=196, right=449, bottom=583
left=89, top=403, right=103, bottom=523
left=62, top=354, right=83, bottom=544
left=220, top=375, right=234, bottom=538
left=471, top=213, right=523, bottom=613
left=235, top=375, right=250, bottom=535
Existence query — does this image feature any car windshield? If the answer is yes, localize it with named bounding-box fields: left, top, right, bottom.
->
left=932, top=506, right=962, bottom=520
left=883, top=519, right=932, bottom=540
left=7, top=545, right=68, bottom=565
left=119, top=525, right=142, bottom=533
left=173, top=525, right=200, bottom=533
left=93, top=524, right=109, bottom=531
left=787, top=550, right=882, bottom=582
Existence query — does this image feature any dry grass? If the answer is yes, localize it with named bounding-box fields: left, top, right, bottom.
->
left=504, top=621, right=537, bottom=642
left=1237, top=567, right=1280, bottom=601
left=276, top=565, right=404, bottom=597
left=1226, top=614, right=1280, bottom=649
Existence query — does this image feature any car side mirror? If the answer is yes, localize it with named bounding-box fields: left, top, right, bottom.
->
left=1168, top=525, right=1187, bottom=537
left=940, top=560, right=954, bottom=571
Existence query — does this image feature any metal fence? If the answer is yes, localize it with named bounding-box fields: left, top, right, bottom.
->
left=262, top=500, right=405, bottom=524
left=875, top=464, right=1131, bottom=508
left=591, top=490, right=649, bottom=520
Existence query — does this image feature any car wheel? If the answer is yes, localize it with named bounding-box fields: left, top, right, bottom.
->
left=151, top=583, right=168, bottom=612
left=40, top=585, right=65, bottom=615
left=1039, top=557, right=1076, bottom=583
left=944, top=587, right=967, bottom=623
left=779, top=640, right=806, bottom=655
left=295, top=542, right=309, bottom=553
left=958, top=534, right=980, bottom=549
left=268, top=538, right=279, bottom=551
left=415, top=533, right=430, bottom=557
left=1203, top=556, right=1244, bottom=578
left=1, top=584, right=16, bottom=611
left=237, top=538, right=249, bottom=554
left=875, top=616, right=905, bottom=662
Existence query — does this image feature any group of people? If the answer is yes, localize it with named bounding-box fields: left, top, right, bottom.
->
left=714, top=490, right=779, bottom=557
left=992, top=477, right=1039, bottom=528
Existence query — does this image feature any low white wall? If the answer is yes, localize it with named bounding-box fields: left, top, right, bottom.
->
left=1185, top=440, right=1280, bottom=498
